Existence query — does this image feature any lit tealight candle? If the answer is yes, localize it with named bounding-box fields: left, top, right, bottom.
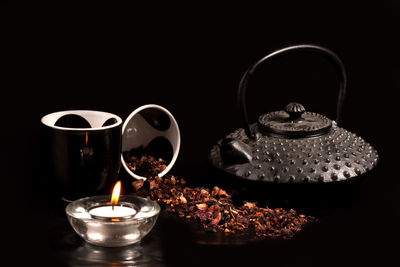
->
left=89, top=205, right=137, bottom=218
left=88, top=181, right=137, bottom=219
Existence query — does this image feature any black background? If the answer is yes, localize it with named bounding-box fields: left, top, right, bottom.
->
left=2, top=1, right=400, bottom=266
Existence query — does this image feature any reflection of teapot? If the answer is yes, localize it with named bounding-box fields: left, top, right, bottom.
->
left=210, top=44, right=378, bottom=184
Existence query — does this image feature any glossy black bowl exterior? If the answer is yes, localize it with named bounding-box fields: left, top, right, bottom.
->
left=41, top=111, right=122, bottom=201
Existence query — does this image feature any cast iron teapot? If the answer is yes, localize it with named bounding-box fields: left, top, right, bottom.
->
left=210, top=44, right=378, bottom=183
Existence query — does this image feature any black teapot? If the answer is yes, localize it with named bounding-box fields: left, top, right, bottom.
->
left=210, top=44, right=378, bottom=184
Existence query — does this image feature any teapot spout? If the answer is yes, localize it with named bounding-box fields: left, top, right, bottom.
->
left=219, top=138, right=252, bottom=165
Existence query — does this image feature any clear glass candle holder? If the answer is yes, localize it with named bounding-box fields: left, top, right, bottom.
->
left=66, top=195, right=160, bottom=247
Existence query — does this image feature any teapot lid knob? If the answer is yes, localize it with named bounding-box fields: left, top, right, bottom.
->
left=258, top=102, right=332, bottom=138
left=284, top=102, right=305, bottom=120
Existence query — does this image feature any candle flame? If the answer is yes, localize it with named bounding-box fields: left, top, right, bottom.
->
left=110, top=181, right=121, bottom=205
left=85, top=132, right=89, bottom=145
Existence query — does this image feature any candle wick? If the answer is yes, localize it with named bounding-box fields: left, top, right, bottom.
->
left=112, top=205, right=114, bottom=211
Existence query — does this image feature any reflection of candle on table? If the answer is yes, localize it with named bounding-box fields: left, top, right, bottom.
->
left=88, top=181, right=137, bottom=219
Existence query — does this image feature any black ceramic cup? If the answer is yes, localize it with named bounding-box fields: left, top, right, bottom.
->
left=41, top=110, right=122, bottom=202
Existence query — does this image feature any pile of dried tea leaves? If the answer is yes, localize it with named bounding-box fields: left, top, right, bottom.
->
left=127, top=154, right=315, bottom=239
left=124, top=153, right=167, bottom=178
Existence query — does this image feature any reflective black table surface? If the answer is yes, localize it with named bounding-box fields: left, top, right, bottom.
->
left=10, top=162, right=399, bottom=267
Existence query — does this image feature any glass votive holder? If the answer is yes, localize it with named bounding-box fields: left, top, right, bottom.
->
left=65, top=195, right=160, bottom=247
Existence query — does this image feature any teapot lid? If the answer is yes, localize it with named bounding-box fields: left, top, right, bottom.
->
left=258, top=102, right=332, bottom=138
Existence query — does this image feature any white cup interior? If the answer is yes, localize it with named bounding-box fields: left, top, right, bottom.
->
left=41, top=110, right=122, bottom=130
left=121, top=104, right=181, bottom=180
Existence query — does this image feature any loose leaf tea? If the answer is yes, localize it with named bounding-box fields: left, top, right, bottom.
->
left=124, top=153, right=167, bottom=178
left=127, top=155, right=315, bottom=239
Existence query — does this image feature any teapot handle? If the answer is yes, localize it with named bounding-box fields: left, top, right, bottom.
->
left=237, top=44, right=347, bottom=139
